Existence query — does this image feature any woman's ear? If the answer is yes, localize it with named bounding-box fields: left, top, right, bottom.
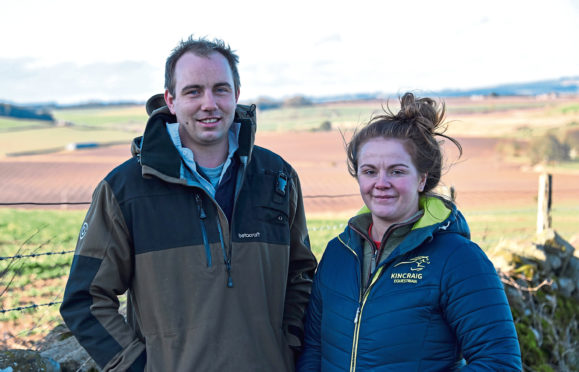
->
left=418, top=173, right=427, bottom=192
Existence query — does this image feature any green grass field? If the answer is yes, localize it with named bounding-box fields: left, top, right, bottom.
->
left=0, top=209, right=85, bottom=343
left=0, top=126, right=135, bottom=156
left=0, top=117, right=53, bottom=131
left=53, top=106, right=148, bottom=128
left=2, top=203, right=577, bottom=309
left=1, top=198, right=578, bottom=347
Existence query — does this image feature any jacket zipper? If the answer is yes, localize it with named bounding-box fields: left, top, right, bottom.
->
left=337, top=235, right=364, bottom=372
left=216, top=220, right=233, bottom=287
left=197, top=191, right=234, bottom=287
left=195, top=193, right=212, bottom=267
left=341, top=225, right=388, bottom=372
left=349, top=266, right=384, bottom=371
left=220, top=155, right=249, bottom=288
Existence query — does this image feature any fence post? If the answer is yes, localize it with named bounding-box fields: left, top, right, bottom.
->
left=536, top=173, right=552, bottom=234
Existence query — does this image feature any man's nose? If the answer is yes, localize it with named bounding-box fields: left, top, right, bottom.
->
left=201, top=92, right=218, bottom=110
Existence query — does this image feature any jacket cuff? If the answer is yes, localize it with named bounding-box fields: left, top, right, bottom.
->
left=126, top=350, right=146, bottom=372
left=284, top=324, right=304, bottom=350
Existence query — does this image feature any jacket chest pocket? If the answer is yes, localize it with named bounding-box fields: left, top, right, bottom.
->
left=256, top=170, right=290, bottom=222
left=236, top=171, right=291, bottom=245
left=256, top=205, right=288, bottom=225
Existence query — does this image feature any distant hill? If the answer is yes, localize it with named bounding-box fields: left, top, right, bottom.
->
left=0, top=103, right=54, bottom=121
left=1, top=76, right=577, bottom=111
left=310, top=76, right=579, bottom=103
left=433, top=76, right=579, bottom=98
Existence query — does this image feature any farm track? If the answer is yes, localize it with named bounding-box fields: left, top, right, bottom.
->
left=1, top=131, right=578, bottom=215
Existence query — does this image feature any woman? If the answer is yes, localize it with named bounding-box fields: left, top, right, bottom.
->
left=297, top=93, right=521, bottom=371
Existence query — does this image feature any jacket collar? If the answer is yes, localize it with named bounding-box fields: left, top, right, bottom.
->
left=344, top=196, right=471, bottom=258
left=132, top=94, right=257, bottom=182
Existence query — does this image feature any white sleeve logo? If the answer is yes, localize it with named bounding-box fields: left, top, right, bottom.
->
left=79, top=222, right=88, bottom=240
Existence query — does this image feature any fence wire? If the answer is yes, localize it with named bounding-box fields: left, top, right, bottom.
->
left=0, top=195, right=350, bottom=315
left=0, top=250, right=75, bottom=261
left=1, top=301, right=63, bottom=314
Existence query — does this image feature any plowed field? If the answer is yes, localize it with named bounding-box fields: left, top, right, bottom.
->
left=1, top=131, right=578, bottom=215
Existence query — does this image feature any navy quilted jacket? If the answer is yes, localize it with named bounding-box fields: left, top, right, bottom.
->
left=298, top=197, right=521, bottom=371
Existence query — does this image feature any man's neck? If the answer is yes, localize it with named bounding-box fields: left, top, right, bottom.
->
left=187, top=141, right=228, bottom=168
left=179, top=128, right=229, bottom=168
left=194, top=150, right=227, bottom=168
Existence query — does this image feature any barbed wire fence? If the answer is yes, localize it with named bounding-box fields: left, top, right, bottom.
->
left=0, top=192, right=355, bottom=349
left=0, top=182, right=552, bottom=343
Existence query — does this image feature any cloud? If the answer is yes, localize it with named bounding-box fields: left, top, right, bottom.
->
left=0, top=59, right=163, bottom=104
left=1, top=0, right=577, bottom=104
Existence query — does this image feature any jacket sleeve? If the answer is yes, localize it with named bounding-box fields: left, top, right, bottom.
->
left=296, top=256, right=324, bottom=371
left=60, top=180, right=146, bottom=372
left=440, top=240, right=522, bottom=371
left=283, top=170, right=318, bottom=353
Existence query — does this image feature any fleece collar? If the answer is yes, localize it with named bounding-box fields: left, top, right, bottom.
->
left=356, top=196, right=451, bottom=231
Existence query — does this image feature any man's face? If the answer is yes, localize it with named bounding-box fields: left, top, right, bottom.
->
left=165, top=52, right=239, bottom=152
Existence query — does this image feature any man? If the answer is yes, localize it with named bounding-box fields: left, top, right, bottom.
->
left=60, top=36, right=317, bottom=371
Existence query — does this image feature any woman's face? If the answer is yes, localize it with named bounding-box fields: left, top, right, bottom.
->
left=357, top=137, right=426, bottom=230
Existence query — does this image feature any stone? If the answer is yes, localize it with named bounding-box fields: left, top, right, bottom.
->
left=0, top=349, right=60, bottom=372
left=487, top=239, right=546, bottom=269
left=557, top=277, right=576, bottom=298
left=546, top=254, right=562, bottom=271
left=36, top=325, right=99, bottom=372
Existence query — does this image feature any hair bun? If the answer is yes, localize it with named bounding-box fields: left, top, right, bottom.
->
left=397, top=92, right=442, bottom=133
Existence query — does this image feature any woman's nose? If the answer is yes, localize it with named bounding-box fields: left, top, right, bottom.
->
left=375, top=172, right=391, bottom=188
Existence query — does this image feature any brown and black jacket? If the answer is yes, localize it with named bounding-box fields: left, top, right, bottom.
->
left=60, top=98, right=317, bottom=371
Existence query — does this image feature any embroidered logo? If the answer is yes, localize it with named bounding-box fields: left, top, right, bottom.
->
left=79, top=222, right=89, bottom=240
left=238, top=232, right=261, bottom=239
left=391, top=256, right=430, bottom=284
left=393, top=256, right=430, bottom=271
left=439, top=221, right=451, bottom=231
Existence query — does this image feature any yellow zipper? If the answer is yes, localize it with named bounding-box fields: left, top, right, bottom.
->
left=339, top=234, right=385, bottom=372
left=349, top=265, right=384, bottom=371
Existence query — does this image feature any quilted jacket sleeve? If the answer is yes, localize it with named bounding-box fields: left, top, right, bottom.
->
left=440, top=240, right=522, bottom=371
left=296, top=255, right=324, bottom=371
left=60, top=181, right=146, bottom=371
left=283, top=170, right=318, bottom=352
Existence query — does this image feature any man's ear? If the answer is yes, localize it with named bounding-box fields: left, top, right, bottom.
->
left=164, top=89, right=176, bottom=114
left=235, top=88, right=240, bottom=103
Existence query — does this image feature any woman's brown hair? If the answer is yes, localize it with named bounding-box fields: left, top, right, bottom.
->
left=346, top=92, right=462, bottom=194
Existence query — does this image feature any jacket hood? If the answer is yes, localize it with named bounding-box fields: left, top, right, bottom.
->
left=130, top=94, right=257, bottom=178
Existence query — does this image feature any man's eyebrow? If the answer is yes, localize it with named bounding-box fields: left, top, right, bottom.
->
left=214, top=82, right=233, bottom=88
left=180, top=82, right=232, bottom=93
left=180, top=84, right=202, bottom=93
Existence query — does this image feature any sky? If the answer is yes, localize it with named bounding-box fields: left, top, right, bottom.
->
left=1, top=0, right=578, bottom=105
